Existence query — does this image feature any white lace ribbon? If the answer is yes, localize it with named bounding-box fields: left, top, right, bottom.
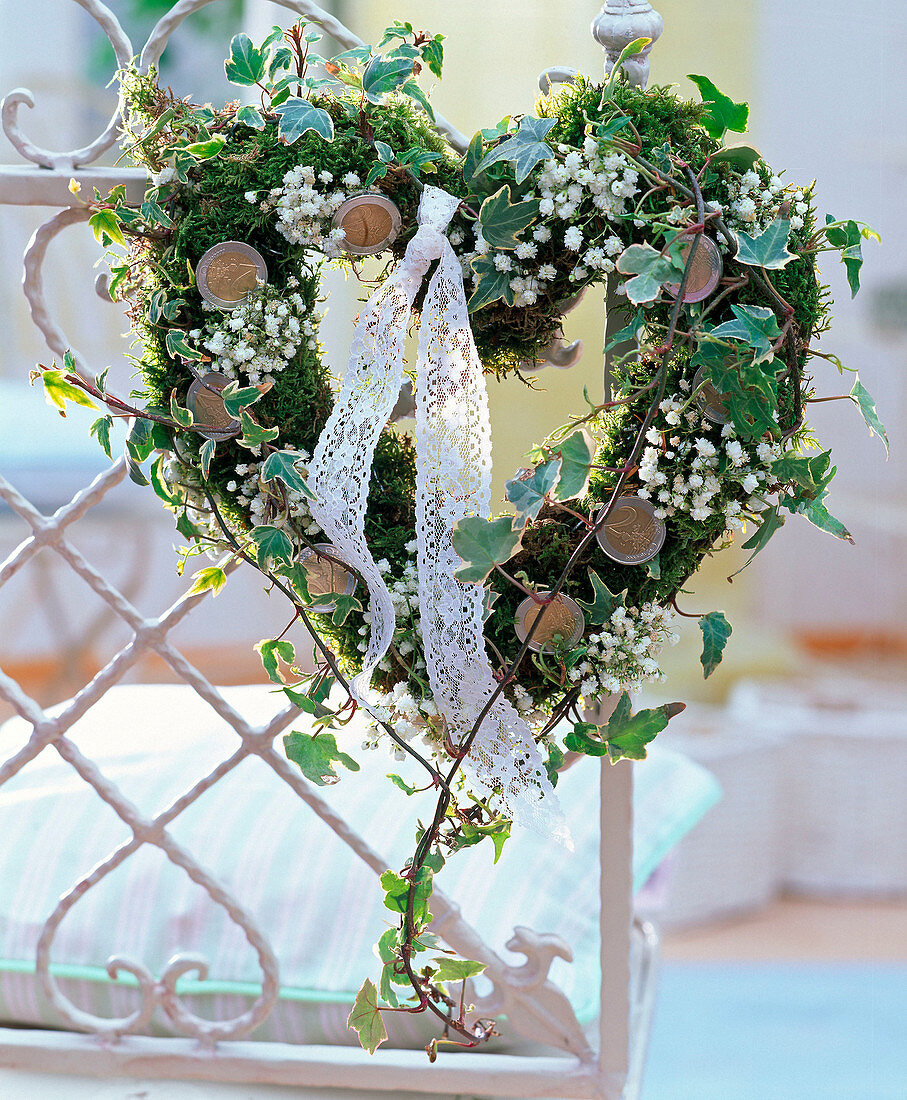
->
left=309, top=187, right=564, bottom=836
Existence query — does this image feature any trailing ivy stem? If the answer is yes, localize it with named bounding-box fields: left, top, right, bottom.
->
left=200, top=487, right=453, bottom=797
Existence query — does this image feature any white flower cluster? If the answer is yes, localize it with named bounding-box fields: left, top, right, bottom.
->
left=636, top=390, right=786, bottom=528
left=719, top=169, right=809, bottom=236
left=191, top=280, right=319, bottom=388
left=568, top=602, right=679, bottom=699
left=457, top=137, right=638, bottom=307
left=250, top=165, right=362, bottom=257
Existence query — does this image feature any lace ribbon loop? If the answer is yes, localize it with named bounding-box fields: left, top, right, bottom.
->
left=308, top=186, right=564, bottom=835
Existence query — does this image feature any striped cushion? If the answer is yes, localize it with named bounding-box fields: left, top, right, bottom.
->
left=0, top=684, right=719, bottom=1045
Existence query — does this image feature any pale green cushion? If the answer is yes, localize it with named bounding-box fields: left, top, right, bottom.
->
left=0, top=684, right=719, bottom=1045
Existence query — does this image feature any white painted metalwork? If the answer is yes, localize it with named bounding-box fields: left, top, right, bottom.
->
left=0, top=2, right=661, bottom=1095
left=592, top=1, right=664, bottom=86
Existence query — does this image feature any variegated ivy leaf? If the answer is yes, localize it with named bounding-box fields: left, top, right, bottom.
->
left=467, top=254, right=516, bottom=312
left=275, top=98, right=335, bottom=144
left=236, top=105, right=265, bottom=131
left=615, top=242, right=684, bottom=305
left=699, top=611, right=732, bottom=679
left=224, top=33, right=268, bottom=86
left=476, top=115, right=557, bottom=185
left=451, top=515, right=522, bottom=584
left=553, top=429, right=595, bottom=501
left=505, top=460, right=561, bottom=522
left=362, top=54, right=414, bottom=102
left=707, top=303, right=782, bottom=364
left=850, top=378, right=889, bottom=456
left=478, top=186, right=540, bottom=250
left=734, top=218, right=796, bottom=270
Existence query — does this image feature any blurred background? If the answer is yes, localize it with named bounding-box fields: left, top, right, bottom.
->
left=0, top=2, right=904, bottom=1097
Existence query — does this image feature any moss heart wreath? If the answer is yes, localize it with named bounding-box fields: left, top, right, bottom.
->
left=46, top=20, right=884, bottom=1052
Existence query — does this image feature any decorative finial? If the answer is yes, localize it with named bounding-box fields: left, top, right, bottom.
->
left=591, top=1, right=663, bottom=88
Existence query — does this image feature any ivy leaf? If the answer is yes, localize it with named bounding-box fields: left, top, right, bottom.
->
left=553, top=429, right=596, bottom=501
left=505, top=460, right=561, bottom=523
left=463, top=131, right=489, bottom=190
left=646, top=553, right=661, bottom=579
left=605, top=306, right=645, bottom=351
left=275, top=98, right=335, bottom=143
left=149, top=454, right=180, bottom=506
left=184, top=135, right=226, bottom=160
left=603, top=693, right=686, bottom=762
left=187, top=565, right=227, bottom=598
left=362, top=55, right=414, bottom=101
left=346, top=979, right=387, bottom=1055
left=576, top=570, right=625, bottom=625
left=476, top=115, right=557, bottom=184
left=125, top=416, right=154, bottom=463
left=432, top=958, right=486, bottom=983
left=199, top=438, right=216, bottom=478
left=824, top=216, right=867, bottom=298
left=260, top=449, right=315, bottom=498
left=40, top=370, right=97, bottom=416
left=699, top=611, right=732, bottom=679
left=283, top=678, right=335, bottom=724
left=421, top=36, right=444, bottom=79
left=90, top=415, right=113, bottom=458
left=850, top=378, right=889, bottom=456
left=595, top=114, right=633, bottom=141
left=615, top=242, right=684, bottom=305
left=284, top=730, right=359, bottom=786
left=400, top=79, right=435, bottom=122
left=781, top=484, right=853, bottom=543
left=249, top=524, right=294, bottom=571
left=709, top=304, right=783, bottom=364
left=709, top=143, right=763, bottom=171
left=467, top=253, right=516, bottom=312
left=687, top=74, right=749, bottom=140
left=169, top=389, right=193, bottom=428
left=221, top=380, right=266, bottom=417
left=255, top=637, right=295, bottom=684
left=329, top=592, right=363, bottom=626
left=165, top=329, right=204, bottom=361
left=770, top=449, right=833, bottom=500
left=224, top=33, right=267, bottom=86
left=545, top=742, right=565, bottom=787
left=140, top=196, right=173, bottom=228
left=238, top=409, right=279, bottom=447
left=387, top=773, right=417, bottom=796
left=380, top=868, right=432, bottom=926
left=564, top=721, right=607, bottom=757
left=729, top=504, right=786, bottom=580
left=451, top=515, right=522, bottom=584
left=599, top=37, right=652, bottom=105
left=694, top=344, right=781, bottom=440
left=796, top=496, right=854, bottom=543
left=734, top=218, right=796, bottom=270
left=269, top=45, right=293, bottom=80
left=236, top=104, right=265, bottom=131
left=478, top=186, right=540, bottom=250
left=88, top=209, right=126, bottom=249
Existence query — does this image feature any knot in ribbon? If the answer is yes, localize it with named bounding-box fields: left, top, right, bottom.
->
left=307, top=187, right=565, bottom=838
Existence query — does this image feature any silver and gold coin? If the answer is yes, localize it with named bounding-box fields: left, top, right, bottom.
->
left=665, top=234, right=723, bottom=303
left=692, top=364, right=731, bottom=426
left=196, top=240, right=268, bottom=310
left=515, top=593, right=585, bottom=653
left=186, top=372, right=241, bottom=441
left=332, top=194, right=402, bottom=256
left=299, top=543, right=357, bottom=613
left=595, top=496, right=666, bottom=565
